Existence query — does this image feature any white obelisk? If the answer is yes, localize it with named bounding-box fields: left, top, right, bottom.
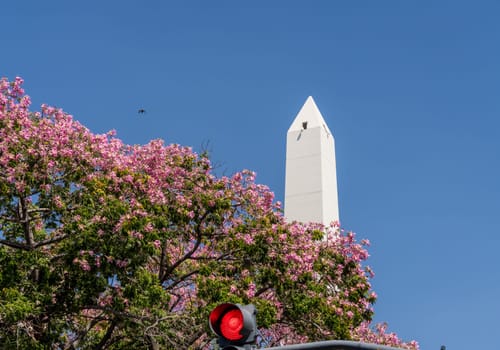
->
left=284, top=96, right=339, bottom=226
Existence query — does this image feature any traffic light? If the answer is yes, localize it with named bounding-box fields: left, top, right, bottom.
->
left=209, top=303, right=257, bottom=349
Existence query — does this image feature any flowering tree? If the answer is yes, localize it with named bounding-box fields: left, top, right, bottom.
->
left=0, top=77, right=417, bottom=349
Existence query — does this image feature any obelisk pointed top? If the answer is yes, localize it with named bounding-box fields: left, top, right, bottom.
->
left=288, top=96, right=332, bottom=135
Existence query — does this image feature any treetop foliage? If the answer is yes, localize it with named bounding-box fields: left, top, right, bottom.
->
left=0, top=77, right=418, bottom=349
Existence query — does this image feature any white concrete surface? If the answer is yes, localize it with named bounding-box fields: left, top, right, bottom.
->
left=284, top=96, right=339, bottom=226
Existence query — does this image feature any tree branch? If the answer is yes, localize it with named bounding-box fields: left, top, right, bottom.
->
left=255, top=286, right=271, bottom=297
left=95, top=319, right=117, bottom=350
left=19, top=196, right=34, bottom=248
left=0, top=232, right=69, bottom=251
left=158, top=239, right=168, bottom=282
left=27, top=207, right=51, bottom=214
left=164, top=269, right=200, bottom=291
left=160, top=211, right=210, bottom=283
left=33, top=233, right=69, bottom=248
left=0, top=239, right=31, bottom=251
left=0, top=214, right=19, bottom=223
left=160, top=236, right=201, bottom=284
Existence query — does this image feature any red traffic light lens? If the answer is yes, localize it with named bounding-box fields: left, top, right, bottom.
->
left=220, top=309, right=244, bottom=341
left=209, top=303, right=256, bottom=344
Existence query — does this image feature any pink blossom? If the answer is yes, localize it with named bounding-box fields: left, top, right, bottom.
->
left=246, top=282, right=256, bottom=298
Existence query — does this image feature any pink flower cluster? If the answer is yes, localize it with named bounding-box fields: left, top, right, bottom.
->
left=352, top=322, right=419, bottom=350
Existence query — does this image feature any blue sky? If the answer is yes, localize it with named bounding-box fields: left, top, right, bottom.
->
left=2, top=1, right=499, bottom=349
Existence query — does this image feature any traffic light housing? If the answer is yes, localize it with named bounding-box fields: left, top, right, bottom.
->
left=209, top=303, right=257, bottom=349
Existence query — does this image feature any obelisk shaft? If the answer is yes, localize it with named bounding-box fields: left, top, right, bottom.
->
left=284, top=96, right=339, bottom=226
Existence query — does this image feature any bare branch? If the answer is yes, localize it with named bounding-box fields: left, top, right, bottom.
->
left=0, top=214, right=19, bottom=223
left=164, top=269, right=199, bottom=291
left=0, top=239, right=31, bottom=251
left=160, top=211, right=210, bottom=283
left=33, top=234, right=69, bottom=248
left=95, top=319, right=117, bottom=350
left=19, top=196, right=33, bottom=248
left=27, top=208, right=51, bottom=214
